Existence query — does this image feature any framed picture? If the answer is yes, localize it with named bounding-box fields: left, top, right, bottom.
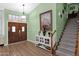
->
left=40, top=10, right=52, bottom=31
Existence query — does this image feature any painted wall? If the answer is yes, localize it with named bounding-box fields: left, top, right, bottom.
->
left=27, top=3, right=56, bottom=43
left=56, top=3, right=68, bottom=42
left=0, top=10, right=4, bottom=44
left=68, top=4, right=78, bottom=14
left=0, top=10, right=3, bottom=35
left=4, top=9, right=27, bottom=45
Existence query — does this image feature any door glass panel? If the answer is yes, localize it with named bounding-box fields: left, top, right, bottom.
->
left=12, top=26, right=16, bottom=32
left=22, top=26, right=25, bottom=32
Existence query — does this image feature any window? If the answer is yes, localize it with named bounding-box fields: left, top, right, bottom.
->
left=22, top=26, right=25, bottom=32
left=12, top=26, right=16, bottom=32
left=8, top=14, right=26, bottom=22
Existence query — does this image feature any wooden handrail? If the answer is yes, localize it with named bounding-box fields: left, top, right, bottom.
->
left=52, top=30, right=57, bottom=50
left=50, top=30, right=56, bottom=55
left=51, top=30, right=56, bottom=37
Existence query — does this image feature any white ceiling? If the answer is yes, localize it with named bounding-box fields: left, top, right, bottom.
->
left=0, top=3, right=39, bottom=14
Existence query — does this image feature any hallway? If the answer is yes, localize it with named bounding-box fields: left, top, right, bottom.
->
left=56, top=18, right=77, bottom=56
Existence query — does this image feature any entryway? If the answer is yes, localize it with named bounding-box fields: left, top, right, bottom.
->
left=8, top=22, right=27, bottom=44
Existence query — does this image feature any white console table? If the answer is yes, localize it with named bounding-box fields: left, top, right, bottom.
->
left=36, top=35, right=52, bottom=51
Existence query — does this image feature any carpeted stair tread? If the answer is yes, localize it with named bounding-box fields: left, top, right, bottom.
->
left=56, top=49, right=74, bottom=56
left=59, top=45, right=75, bottom=53
left=56, top=18, right=77, bottom=56
left=61, top=41, right=76, bottom=49
left=61, top=34, right=76, bottom=46
left=57, top=46, right=75, bottom=56
left=59, top=42, right=75, bottom=49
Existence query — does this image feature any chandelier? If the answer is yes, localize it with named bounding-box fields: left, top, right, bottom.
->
left=21, top=4, right=26, bottom=19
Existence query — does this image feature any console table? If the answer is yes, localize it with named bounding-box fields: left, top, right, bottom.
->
left=36, top=35, right=52, bottom=51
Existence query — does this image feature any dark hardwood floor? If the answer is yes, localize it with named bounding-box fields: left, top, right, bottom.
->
left=0, top=41, right=52, bottom=56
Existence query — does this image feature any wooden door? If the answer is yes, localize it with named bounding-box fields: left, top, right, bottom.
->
left=8, top=22, right=27, bottom=44
left=18, top=23, right=27, bottom=41
left=8, top=22, right=19, bottom=44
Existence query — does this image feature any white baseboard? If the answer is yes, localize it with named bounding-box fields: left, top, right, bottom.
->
left=27, top=39, right=35, bottom=44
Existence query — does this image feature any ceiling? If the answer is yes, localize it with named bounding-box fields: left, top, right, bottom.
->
left=0, top=3, right=39, bottom=14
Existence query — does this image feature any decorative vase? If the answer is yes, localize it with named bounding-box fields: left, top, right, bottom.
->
left=48, top=32, right=51, bottom=37
left=43, top=31, right=46, bottom=36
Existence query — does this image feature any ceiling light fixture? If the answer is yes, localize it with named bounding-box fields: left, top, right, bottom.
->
left=21, top=4, right=26, bottom=19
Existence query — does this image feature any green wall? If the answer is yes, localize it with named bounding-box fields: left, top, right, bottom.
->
left=4, top=9, right=27, bottom=45
left=56, top=3, right=68, bottom=42
left=68, top=4, right=78, bottom=14
left=27, top=3, right=56, bottom=43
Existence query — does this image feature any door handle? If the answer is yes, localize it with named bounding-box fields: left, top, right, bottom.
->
left=19, top=30, right=20, bottom=33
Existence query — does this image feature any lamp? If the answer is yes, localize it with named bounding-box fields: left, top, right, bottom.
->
left=21, top=4, right=26, bottom=19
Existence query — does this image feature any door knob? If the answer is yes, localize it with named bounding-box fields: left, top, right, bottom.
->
left=19, top=30, right=20, bottom=32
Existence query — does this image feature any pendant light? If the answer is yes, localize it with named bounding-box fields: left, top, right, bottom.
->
left=21, top=4, right=26, bottom=19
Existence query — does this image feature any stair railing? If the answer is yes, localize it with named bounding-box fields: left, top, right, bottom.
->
left=50, top=30, right=57, bottom=55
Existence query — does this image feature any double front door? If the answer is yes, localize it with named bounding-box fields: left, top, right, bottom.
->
left=8, top=22, right=27, bottom=44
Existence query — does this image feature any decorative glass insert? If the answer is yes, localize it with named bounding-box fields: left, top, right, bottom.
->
left=12, top=15, right=16, bottom=20
left=8, top=14, right=26, bottom=22
left=12, top=26, right=16, bottom=32
left=22, top=26, right=25, bottom=32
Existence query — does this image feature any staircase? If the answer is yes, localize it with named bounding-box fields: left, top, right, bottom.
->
left=56, top=18, right=77, bottom=56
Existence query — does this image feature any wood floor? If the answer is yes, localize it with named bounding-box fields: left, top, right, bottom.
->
left=0, top=41, right=52, bottom=56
